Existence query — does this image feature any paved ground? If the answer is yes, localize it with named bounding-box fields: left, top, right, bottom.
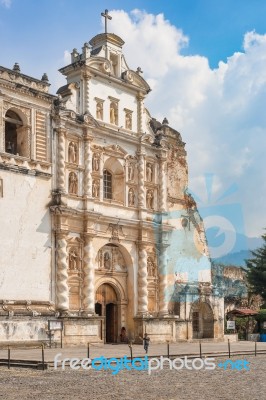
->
left=0, top=355, right=265, bottom=400
left=1, top=340, right=266, bottom=363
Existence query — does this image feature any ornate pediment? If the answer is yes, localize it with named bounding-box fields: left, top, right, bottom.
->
left=86, top=57, right=112, bottom=74
left=121, top=70, right=151, bottom=93
left=104, top=144, right=128, bottom=158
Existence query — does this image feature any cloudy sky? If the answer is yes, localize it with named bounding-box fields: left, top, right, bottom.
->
left=1, top=0, right=265, bottom=242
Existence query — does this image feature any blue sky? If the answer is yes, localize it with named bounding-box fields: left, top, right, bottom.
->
left=1, top=0, right=266, bottom=242
left=1, top=0, right=266, bottom=72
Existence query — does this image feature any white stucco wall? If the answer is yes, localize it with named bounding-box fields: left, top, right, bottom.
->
left=0, top=170, right=51, bottom=300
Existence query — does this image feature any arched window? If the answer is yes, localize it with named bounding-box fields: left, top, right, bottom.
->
left=103, top=169, right=112, bottom=199
left=5, top=110, right=23, bottom=155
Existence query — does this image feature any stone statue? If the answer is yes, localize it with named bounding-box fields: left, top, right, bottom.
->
left=92, top=179, right=100, bottom=198
left=125, top=112, right=132, bottom=130
left=69, top=172, right=78, bottom=194
left=96, top=102, right=103, bottom=120
left=68, top=142, right=77, bottom=164
left=104, top=252, right=111, bottom=269
left=92, top=153, right=100, bottom=171
left=147, top=257, right=155, bottom=276
left=146, top=189, right=154, bottom=209
left=69, top=250, right=78, bottom=270
left=110, top=103, right=117, bottom=124
left=128, top=163, right=134, bottom=181
left=128, top=188, right=135, bottom=206
left=146, top=163, right=153, bottom=182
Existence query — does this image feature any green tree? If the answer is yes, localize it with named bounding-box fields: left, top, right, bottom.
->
left=246, top=232, right=266, bottom=302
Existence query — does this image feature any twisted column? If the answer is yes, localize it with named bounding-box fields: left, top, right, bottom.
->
left=137, top=244, right=148, bottom=315
left=57, top=128, right=66, bottom=192
left=138, top=151, right=145, bottom=209
left=159, top=245, right=168, bottom=316
left=83, top=135, right=92, bottom=198
left=56, top=233, right=69, bottom=312
left=83, top=73, right=91, bottom=114
left=83, top=235, right=95, bottom=315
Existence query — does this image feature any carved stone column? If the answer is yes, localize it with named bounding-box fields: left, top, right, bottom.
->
left=137, top=92, right=145, bottom=134
left=83, top=73, right=91, bottom=114
left=56, top=232, right=69, bottom=313
left=137, top=243, right=148, bottom=315
left=158, top=153, right=167, bottom=212
left=83, top=132, right=92, bottom=198
left=137, top=150, right=145, bottom=209
left=83, top=235, right=95, bottom=315
left=57, top=128, right=66, bottom=192
left=158, top=245, right=168, bottom=316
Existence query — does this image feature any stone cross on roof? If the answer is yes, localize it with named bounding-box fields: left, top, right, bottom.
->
left=101, top=9, right=112, bottom=34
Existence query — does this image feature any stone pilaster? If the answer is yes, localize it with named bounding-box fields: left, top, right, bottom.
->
left=83, top=235, right=95, bottom=315
left=56, top=232, right=69, bottom=313
left=57, top=128, right=66, bottom=192
left=137, top=92, right=145, bottom=134
left=158, top=245, right=168, bottom=316
left=137, top=243, right=148, bottom=315
left=137, top=150, right=145, bottom=209
left=83, top=133, right=92, bottom=198
left=158, top=154, right=167, bottom=212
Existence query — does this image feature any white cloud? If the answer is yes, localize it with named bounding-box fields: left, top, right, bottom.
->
left=1, top=0, right=11, bottom=8
left=63, top=50, right=71, bottom=65
left=108, top=10, right=266, bottom=237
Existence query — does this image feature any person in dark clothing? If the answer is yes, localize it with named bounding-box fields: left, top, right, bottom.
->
left=143, top=333, right=150, bottom=353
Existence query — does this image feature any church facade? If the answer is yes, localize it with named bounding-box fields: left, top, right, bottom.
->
left=0, top=23, right=224, bottom=345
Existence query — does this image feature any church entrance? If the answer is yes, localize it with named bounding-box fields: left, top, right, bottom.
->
left=191, top=301, right=214, bottom=339
left=95, top=283, right=118, bottom=343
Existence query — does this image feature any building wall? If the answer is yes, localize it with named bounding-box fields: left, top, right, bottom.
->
left=0, top=169, right=52, bottom=300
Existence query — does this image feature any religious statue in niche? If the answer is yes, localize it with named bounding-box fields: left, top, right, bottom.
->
left=128, top=188, right=135, bottom=207
left=69, top=172, right=78, bottom=194
left=92, top=153, right=100, bottom=171
left=110, top=102, right=118, bottom=125
left=69, top=249, right=78, bottom=271
left=128, top=163, right=134, bottom=181
left=97, top=245, right=126, bottom=271
left=146, top=163, right=153, bottom=182
left=92, top=179, right=100, bottom=198
left=147, top=257, right=155, bottom=277
left=104, top=252, right=111, bottom=269
left=96, top=102, right=103, bottom=120
left=146, top=189, right=154, bottom=209
left=68, top=142, right=77, bottom=164
left=125, top=112, right=132, bottom=130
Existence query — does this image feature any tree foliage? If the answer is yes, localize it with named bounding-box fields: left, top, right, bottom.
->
left=246, top=232, right=266, bottom=302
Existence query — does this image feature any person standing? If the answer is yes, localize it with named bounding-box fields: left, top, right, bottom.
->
left=143, top=333, right=150, bottom=354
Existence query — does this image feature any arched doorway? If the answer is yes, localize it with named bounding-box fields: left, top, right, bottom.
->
left=191, top=301, right=214, bottom=339
left=95, top=283, right=118, bottom=343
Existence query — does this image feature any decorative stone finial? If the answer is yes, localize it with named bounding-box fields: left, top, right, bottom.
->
left=13, top=62, right=20, bottom=72
left=162, top=117, right=169, bottom=125
left=41, top=73, right=49, bottom=83
left=136, top=67, right=143, bottom=74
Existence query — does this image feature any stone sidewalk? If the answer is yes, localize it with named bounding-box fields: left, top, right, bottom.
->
left=1, top=340, right=266, bottom=363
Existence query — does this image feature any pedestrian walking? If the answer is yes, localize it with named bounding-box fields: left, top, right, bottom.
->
left=143, top=333, right=150, bottom=353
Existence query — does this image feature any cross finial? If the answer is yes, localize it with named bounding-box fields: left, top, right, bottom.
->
left=101, top=9, right=112, bottom=34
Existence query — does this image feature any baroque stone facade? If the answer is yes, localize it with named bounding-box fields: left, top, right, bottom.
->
left=0, top=24, right=224, bottom=344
